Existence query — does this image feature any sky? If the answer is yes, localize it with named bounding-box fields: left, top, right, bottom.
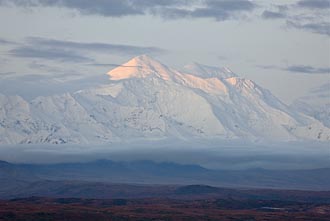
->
left=0, top=0, right=329, bottom=104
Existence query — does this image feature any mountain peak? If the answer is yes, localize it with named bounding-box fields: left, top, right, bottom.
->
left=129, top=54, right=157, bottom=63
left=183, top=62, right=237, bottom=79
left=107, top=55, right=172, bottom=81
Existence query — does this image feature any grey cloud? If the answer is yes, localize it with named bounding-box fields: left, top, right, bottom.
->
left=150, top=8, right=190, bottom=19
left=8, top=37, right=166, bottom=63
left=287, top=20, right=330, bottom=36
left=262, top=10, right=286, bottom=19
left=258, top=64, right=330, bottom=74
left=130, top=0, right=196, bottom=19
left=277, top=5, right=289, bottom=11
left=0, top=0, right=39, bottom=7
left=206, top=0, right=256, bottom=11
left=1, top=0, right=143, bottom=17
left=191, top=8, right=234, bottom=21
left=0, top=38, right=17, bottom=45
left=290, top=1, right=330, bottom=36
left=0, top=0, right=257, bottom=21
left=186, top=0, right=256, bottom=21
left=131, top=0, right=192, bottom=7
left=26, top=37, right=166, bottom=55
left=0, top=72, right=15, bottom=78
left=152, top=0, right=257, bottom=21
left=297, top=0, right=330, bottom=9
left=258, top=2, right=329, bottom=36
left=257, top=65, right=278, bottom=70
left=260, top=3, right=288, bottom=20
left=9, top=47, right=93, bottom=62
left=48, top=0, right=143, bottom=17
left=28, top=61, right=73, bottom=73
left=285, top=65, right=330, bottom=74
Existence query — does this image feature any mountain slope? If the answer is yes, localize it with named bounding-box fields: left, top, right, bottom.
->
left=291, top=83, right=330, bottom=128
left=0, top=55, right=329, bottom=144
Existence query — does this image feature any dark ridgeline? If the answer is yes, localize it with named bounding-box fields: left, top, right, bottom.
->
left=0, top=159, right=329, bottom=200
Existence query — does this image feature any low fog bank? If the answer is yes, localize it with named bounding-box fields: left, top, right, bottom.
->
left=0, top=139, right=329, bottom=170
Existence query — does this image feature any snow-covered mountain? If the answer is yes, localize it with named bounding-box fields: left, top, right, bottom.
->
left=0, top=55, right=329, bottom=144
left=291, top=83, right=330, bottom=128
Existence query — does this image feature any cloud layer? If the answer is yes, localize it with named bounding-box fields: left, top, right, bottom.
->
left=8, top=37, right=165, bottom=63
left=297, top=0, right=330, bottom=9
left=261, top=0, right=330, bottom=36
left=0, top=37, right=17, bottom=45
left=0, top=0, right=257, bottom=21
left=1, top=0, right=328, bottom=36
left=0, top=0, right=143, bottom=17
left=285, top=65, right=330, bottom=74
left=258, top=64, right=330, bottom=74
left=10, top=47, right=93, bottom=62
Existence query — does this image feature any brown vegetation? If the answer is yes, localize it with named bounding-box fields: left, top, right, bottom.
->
left=0, top=197, right=329, bottom=221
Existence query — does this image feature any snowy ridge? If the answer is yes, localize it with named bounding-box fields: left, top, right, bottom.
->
left=0, top=55, right=329, bottom=144
left=291, top=83, right=330, bottom=128
left=183, top=62, right=237, bottom=79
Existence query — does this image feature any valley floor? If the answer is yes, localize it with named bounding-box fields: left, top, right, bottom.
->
left=0, top=197, right=329, bottom=221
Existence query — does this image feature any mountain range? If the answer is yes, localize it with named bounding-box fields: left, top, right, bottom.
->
left=0, top=55, right=329, bottom=144
left=1, top=159, right=329, bottom=193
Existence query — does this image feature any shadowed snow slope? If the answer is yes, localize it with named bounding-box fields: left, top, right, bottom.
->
left=291, top=83, right=330, bottom=128
left=0, top=55, right=329, bottom=144
left=183, top=62, right=237, bottom=79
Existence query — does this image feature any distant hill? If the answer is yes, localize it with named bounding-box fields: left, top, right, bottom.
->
left=0, top=159, right=329, bottom=199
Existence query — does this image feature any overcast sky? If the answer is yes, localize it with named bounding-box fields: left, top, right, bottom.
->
left=0, top=0, right=329, bottom=103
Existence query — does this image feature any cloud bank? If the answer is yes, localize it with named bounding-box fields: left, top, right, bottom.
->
left=8, top=37, right=166, bottom=63
left=0, top=0, right=257, bottom=21
left=258, top=64, right=330, bottom=74
left=285, top=65, right=330, bottom=74
left=297, top=0, right=330, bottom=9
left=261, top=0, right=330, bottom=36
left=2, top=0, right=328, bottom=36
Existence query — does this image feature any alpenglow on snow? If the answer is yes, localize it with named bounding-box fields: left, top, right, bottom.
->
left=0, top=55, right=329, bottom=144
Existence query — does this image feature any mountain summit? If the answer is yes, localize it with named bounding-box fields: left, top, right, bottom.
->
left=107, top=55, right=174, bottom=81
left=0, top=55, right=329, bottom=144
